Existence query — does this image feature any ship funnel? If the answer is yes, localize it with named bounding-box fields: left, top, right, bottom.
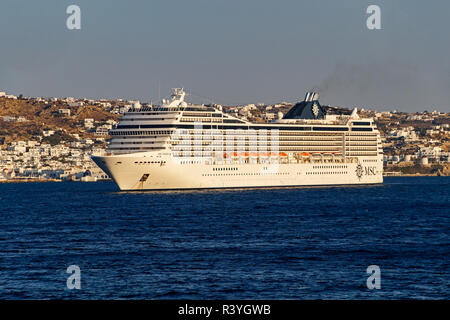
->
left=284, top=91, right=325, bottom=120
left=304, top=92, right=319, bottom=102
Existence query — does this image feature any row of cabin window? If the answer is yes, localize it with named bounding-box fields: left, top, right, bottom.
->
left=134, top=161, right=166, bottom=164
left=108, top=147, right=165, bottom=150
left=180, top=160, right=201, bottom=164
left=202, top=172, right=290, bottom=177
left=115, top=124, right=373, bottom=132
left=306, top=171, right=349, bottom=175
left=111, top=130, right=172, bottom=135
left=313, top=165, right=349, bottom=169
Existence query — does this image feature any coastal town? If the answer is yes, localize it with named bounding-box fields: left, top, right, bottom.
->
left=0, top=90, right=449, bottom=182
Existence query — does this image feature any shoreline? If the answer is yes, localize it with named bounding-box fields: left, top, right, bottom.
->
left=384, top=172, right=449, bottom=177
left=0, top=179, right=62, bottom=183
left=0, top=175, right=447, bottom=184
left=384, top=174, right=449, bottom=177
left=0, top=179, right=111, bottom=183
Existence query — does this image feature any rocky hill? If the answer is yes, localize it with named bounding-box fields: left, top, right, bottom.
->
left=0, top=97, right=120, bottom=145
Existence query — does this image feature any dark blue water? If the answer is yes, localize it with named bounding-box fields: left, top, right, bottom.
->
left=0, top=177, right=448, bottom=299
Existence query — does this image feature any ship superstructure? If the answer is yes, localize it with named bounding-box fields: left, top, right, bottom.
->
left=92, top=88, right=383, bottom=190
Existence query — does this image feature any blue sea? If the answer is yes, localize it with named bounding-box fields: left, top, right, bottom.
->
left=0, top=177, right=448, bottom=299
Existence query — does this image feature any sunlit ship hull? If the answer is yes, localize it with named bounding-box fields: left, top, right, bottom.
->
left=92, top=152, right=383, bottom=191
left=93, top=89, right=384, bottom=191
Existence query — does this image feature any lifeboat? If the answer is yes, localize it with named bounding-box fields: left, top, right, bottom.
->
left=223, top=152, right=242, bottom=158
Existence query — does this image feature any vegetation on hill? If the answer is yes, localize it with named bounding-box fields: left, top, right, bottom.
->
left=41, top=131, right=77, bottom=146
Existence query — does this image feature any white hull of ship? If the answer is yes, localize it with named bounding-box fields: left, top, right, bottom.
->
left=92, top=153, right=383, bottom=191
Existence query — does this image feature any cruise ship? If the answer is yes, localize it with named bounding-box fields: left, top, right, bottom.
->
left=92, top=88, right=383, bottom=190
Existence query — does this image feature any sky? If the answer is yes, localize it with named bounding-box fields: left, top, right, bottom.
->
left=0, top=0, right=449, bottom=112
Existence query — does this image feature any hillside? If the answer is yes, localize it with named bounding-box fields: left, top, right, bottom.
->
left=0, top=98, right=120, bottom=145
